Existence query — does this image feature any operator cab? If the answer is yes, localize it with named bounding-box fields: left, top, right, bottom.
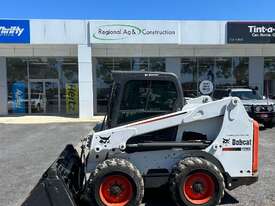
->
left=101, top=71, right=184, bottom=129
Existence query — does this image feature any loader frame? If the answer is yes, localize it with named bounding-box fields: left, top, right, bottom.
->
left=87, top=97, right=258, bottom=188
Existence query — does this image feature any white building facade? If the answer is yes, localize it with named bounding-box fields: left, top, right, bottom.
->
left=1, top=19, right=275, bottom=117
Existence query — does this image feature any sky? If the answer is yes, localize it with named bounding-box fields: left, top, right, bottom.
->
left=1, top=0, right=275, bottom=20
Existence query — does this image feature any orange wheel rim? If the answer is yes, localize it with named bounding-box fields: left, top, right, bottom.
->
left=183, top=172, right=215, bottom=205
left=99, top=175, right=133, bottom=206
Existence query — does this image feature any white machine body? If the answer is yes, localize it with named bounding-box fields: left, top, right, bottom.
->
left=87, top=97, right=256, bottom=179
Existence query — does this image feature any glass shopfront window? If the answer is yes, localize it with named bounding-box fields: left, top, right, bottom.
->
left=215, top=57, right=233, bottom=86
left=114, top=58, right=131, bottom=71
left=180, top=58, right=197, bottom=97
left=198, top=58, right=215, bottom=83
left=149, top=58, right=166, bottom=72
left=264, top=58, right=275, bottom=98
left=96, top=58, right=114, bottom=113
left=7, top=57, right=78, bottom=115
left=180, top=57, right=249, bottom=97
left=97, top=57, right=132, bottom=113
left=60, top=58, right=79, bottom=114
left=29, top=58, right=59, bottom=79
left=95, top=56, right=249, bottom=113
left=7, top=59, right=28, bottom=114
left=132, top=58, right=149, bottom=71
left=232, top=57, right=249, bottom=86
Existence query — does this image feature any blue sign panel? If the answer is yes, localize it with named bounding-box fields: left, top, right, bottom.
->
left=12, top=82, right=26, bottom=113
left=0, top=20, right=30, bottom=43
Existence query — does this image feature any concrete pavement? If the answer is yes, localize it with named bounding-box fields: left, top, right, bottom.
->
left=0, top=115, right=104, bottom=124
left=0, top=122, right=275, bottom=206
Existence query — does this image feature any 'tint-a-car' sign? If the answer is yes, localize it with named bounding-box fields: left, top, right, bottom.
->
left=227, top=22, right=275, bottom=44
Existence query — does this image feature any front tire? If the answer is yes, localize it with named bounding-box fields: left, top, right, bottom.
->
left=87, top=158, right=144, bottom=206
left=169, top=157, right=225, bottom=206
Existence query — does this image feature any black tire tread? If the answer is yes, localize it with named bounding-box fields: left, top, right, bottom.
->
left=87, top=158, right=144, bottom=206
left=169, top=157, right=225, bottom=206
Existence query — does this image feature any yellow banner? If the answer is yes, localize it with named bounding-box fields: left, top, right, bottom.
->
left=66, top=83, right=79, bottom=113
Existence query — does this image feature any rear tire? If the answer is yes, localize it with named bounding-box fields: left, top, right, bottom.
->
left=169, top=157, right=225, bottom=206
left=87, top=158, right=144, bottom=206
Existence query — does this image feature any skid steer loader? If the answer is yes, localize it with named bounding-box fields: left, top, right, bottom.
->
left=22, top=71, right=259, bottom=206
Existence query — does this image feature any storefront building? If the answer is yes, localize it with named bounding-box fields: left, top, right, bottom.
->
left=1, top=19, right=275, bottom=117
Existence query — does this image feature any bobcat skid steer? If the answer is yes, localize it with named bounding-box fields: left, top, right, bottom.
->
left=22, top=71, right=259, bottom=206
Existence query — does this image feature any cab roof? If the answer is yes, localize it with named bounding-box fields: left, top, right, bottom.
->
left=111, top=71, right=181, bottom=83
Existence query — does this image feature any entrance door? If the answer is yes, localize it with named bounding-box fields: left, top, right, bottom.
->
left=29, top=79, right=60, bottom=114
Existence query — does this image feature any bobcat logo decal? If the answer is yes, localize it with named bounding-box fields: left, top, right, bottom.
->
left=223, top=138, right=230, bottom=145
left=99, top=135, right=111, bottom=144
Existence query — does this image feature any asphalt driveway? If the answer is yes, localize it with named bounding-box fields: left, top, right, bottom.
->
left=0, top=122, right=95, bottom=206
left=0, top=123, right=274, bottom=206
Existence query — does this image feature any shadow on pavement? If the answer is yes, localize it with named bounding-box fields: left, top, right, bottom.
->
left=143, top=188, right=239, bottom=205
left=220, top=192, right=239, bottom=205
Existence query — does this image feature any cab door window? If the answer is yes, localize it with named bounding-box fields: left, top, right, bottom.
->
left=147, top=80, right=177, bottom=111
left=118, top=80, right=178, bottom=125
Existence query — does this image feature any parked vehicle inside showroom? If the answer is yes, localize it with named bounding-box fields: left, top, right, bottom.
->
left=8, top=93, right=45, bottom=113
left=213, top=87, right=275, bottom=128
left=30, top=93, right=45, bottom=112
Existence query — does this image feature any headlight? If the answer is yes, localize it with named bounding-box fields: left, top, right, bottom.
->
left=255, top=106, right=261, bottom=112
left=244, top=105, right=252, bottom=112
left=267, top=105, right=273, bottom=112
